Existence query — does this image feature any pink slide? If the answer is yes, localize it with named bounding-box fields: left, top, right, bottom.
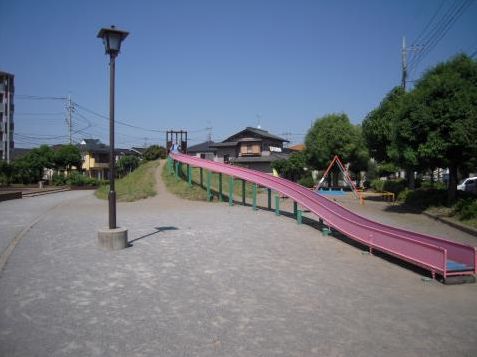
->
left=171, top=153, right=476, bottom=281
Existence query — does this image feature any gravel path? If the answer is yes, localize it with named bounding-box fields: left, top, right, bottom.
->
left=0, top=164, right=476, bottom=356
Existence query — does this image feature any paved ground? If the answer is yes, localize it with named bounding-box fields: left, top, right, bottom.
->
left=1, top=164, right=476, bottom=356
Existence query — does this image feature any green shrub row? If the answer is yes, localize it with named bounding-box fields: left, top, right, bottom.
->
left=397, top=188, right=448, bottom=209
left=52, top=172, right=106, bottom=187
left=370, top=178, right=407, bottom=195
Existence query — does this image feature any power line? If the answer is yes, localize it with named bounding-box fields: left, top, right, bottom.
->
left=16, top=94, right=67, bottom=100
left=15, top=112, right=64, bottom=116
left=73, top=101, right=210, bottom=135
left=412, top=0, right=446, bottom=47
left=409, top=0, right=474, bottom=72
left=73, top=101, right=169, bottom=133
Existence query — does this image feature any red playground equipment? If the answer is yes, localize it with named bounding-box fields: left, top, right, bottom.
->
left=169, top=153, right=476, bottom=283
left=316, top=155, right=363, bottom=203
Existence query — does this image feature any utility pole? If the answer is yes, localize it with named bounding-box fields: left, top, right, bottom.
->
left=6, top=83, right=11, bottom=163
left=401, top=36, right=422, bottom=91
left=401, top=36, right=407, bottom=91
left=206, top=126, right=212, bottom=142
left=66, top=94, right=74, bottom=144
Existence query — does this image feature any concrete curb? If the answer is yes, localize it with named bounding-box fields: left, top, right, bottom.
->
left=22, top=188, right=71, bottom=197
left=423, top=212, right=477, bottom=238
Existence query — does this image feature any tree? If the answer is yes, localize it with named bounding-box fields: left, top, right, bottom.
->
left=117, top=155, right=140, bottom=177
left=272, top=151, right=307, bottom=182
left=348, top=125, right=369, bottom=176
left=53, top=145, right=82, bottom=172
left=143, top=145, right=166, bottom=161
left=362, top=86, right=405, bottom=163
left=305, top=113, right=368, bottom=185
left=12, top=145, right=55, bottom=184
left=395, top=54, right=477, bottom=200
left=0, top=160, right=14, bottom=185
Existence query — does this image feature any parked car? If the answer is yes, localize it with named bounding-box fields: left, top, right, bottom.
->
left=457, top=177, right=477, bottom=194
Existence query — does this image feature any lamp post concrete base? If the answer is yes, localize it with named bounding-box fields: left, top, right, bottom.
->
left=98, top=227, right=128, bottom=250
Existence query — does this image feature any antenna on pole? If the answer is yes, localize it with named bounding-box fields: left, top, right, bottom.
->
left=256, top=114, right=262, bottom=129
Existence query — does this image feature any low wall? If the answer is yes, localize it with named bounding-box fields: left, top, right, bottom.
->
left=0, top=191, right=22, bottom=202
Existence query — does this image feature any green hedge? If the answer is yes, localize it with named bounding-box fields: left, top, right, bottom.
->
left=397, top=188, right=448, bottom=209
left=371, top=179, right=407, bottom=195
left=53, top=172, right=104, bottom=187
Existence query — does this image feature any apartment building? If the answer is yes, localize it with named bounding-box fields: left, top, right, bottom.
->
left=0, top=71, right=14, bottom=162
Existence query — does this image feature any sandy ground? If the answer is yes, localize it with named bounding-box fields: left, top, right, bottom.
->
left=0, top=163, right=476, bottom=356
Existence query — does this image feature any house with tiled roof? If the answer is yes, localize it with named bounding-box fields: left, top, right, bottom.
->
left=187, top=140, right=216, bottom=160
left=209, top=127, right=290, bottom=172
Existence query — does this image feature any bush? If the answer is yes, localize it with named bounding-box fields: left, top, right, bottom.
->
left=398, top=188, right=448, bottom=209
left=52, top=173, right=67, bottom=186
left=453, top=198, right=477, bottom=220
left=384, top=179, right=407, bottom=195
left=419, top=180, right=447, bottom=190
left=371, top=179, right=385, bottom=192
left=143, top=145, right=166, bottom=161
left=371, top=178, right=406, bottom=195
left=117, top=155, right=140, bottom=177
left=66, top=172, right=100, bottom=187
left=298, top=175, right=315, bottom=188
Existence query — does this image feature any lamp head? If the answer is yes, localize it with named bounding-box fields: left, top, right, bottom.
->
left=97, top=26, right=129, bottom=57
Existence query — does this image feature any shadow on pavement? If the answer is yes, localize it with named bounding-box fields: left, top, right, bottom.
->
left=128, top=226, right=179, bottom=246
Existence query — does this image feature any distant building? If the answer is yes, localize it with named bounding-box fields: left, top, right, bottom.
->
left=187, top=140, right=216, bottom=160
left=0, top=71, right=14, bottom=162
left=130, top=147, right=146, bottom=156
left=79, top=139, right=140, bottom=179
left=289, top=144, right=305, bottom=152
left=210, top=127, right=290, bottom=172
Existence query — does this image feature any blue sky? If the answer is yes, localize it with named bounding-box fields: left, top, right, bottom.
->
left=1, top=0, right=476, bottom=148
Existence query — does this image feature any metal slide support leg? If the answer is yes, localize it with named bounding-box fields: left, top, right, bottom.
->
left=187, top=165, right=192, bottom=187
left=200, top=168, right=203, bottom=188
left=297, top=209, right=302, bottom=224
left=207, top=171, right=211, bottom=201
left=267, top=188, right=272, bottom=210
left=242, top=179, right=246, bottom=205
left=219, top=173, right=223, bottom=202
left=293, top=201, right=298, bottom=218
left=175, top=162, right=179, bottom=180
left=275, top=195, right=280, bottom=216
left=252, top=183, right=257, bottom=210
left=229, top=177, right=234, bottom=206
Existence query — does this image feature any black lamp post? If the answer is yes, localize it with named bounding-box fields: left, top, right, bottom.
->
left=97, top=26, right=129, bottom=230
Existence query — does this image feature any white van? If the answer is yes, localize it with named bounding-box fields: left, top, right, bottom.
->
left=457, top=177, right=477, bottom=194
